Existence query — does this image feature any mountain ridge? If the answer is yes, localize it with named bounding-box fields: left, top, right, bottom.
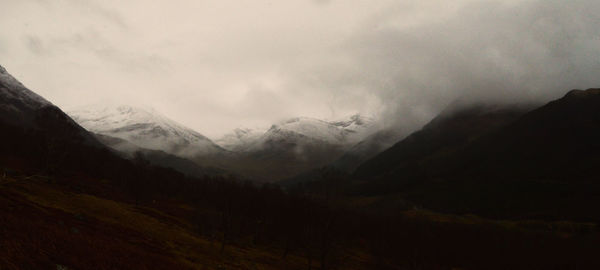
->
left=0, top=64, right=100, bottom=148
left=350, top=88, right=600, bottom=220
left=68, top=104, right=224, bottom=158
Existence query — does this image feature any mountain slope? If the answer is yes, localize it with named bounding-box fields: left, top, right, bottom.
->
left=210, top=114, right=380, bottom=182
left=352, top=89, right=600, bottom=221
left=215, top=127, right=264, bottom=151
left=1, top=64, right=212, bottom=181
left=459, top=88, right=600, bottom=181
left=255, top=114, right=378, bottom=148
left=0, top=65, right=52, bottom=126
left=0, top=65, right=98, bottom=144
left=354, top=102, right=533, bottom=180
left=331, top=127, right=407, bottom=172
left=284, top=102, right=530, bottom=187
left=68, top=104, right=224, bottom=158
left=216, top=114, right=378, bottom=152
left=94, top=133, right=223, bottom=178
left=0, top=65, right=140, bottom=181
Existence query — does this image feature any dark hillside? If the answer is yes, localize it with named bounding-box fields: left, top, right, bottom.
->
left=2, top=64, right=600, bottom=269
left=352, top=89, right=600, bottom=221
left=461, top=88, right=600, bottom=181
left=354, top=103, right=531, bottom=180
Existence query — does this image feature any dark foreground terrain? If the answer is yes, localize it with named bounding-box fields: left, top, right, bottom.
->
left=2, top=64, right=600, bottom=269
left=2, top=162, right=599, bottom=269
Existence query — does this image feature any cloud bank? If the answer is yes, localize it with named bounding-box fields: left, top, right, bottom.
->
left=1, top=0, right=598, bottom=138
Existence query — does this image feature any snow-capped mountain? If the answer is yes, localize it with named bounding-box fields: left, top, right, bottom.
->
left=0, top=64, right=100, bottom=146
left=269, top=115, right=376, bottom=144
left=68, top=104, right=223, bottom=158
left=1, top=63, right=108, bottom=175
left=92, top=133, right=224, bottom=177
left=329, top=114, right=380, bottom=144
left=332, top=127, right=407, bottom=172
left=0, top=64, right=53, bottom=126
left=215, top=128, right=264, bottom=151
left=209, top=114, right=381, bottom=182
left=216, top=114, right=379, bottom=152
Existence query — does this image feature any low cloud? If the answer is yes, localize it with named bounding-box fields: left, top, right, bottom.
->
left=1, top=0, right=599, bottom=138
left=283, top=0, right=600, bottom=129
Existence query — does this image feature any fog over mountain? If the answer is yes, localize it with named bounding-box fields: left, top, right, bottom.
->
left=3, top=2, right=600, bottom=268
left=68, top=104, right=224, bottom=157
left=1, top=0, right=599, bottom=138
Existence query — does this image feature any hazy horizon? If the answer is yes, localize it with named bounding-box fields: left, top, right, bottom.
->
left=2, top=0, right=599, bottom=138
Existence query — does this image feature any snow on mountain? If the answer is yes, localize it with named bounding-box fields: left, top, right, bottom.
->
left=0, top=64, right=101, bottom=148
left=215, top=128, right=264, bottom=151
left=269, top=117, right=346, bottom=144
left=0, top=64, right=54, bottom=127
left=332, top=127, right=407, bottom=172
left=216, top=114, right=379, bottom=153
left=256, top=114, right=378, bottom=149
left=68, top=104, right=223, bottom=157
left=0, top=65, right=51, bottom=107
left=329, top=114, right=381, bottom=144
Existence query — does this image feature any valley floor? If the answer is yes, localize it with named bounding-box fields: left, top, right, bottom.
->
left=2, top=171, right=599, bottom=269
left=0, top=174, right=376, bottom=270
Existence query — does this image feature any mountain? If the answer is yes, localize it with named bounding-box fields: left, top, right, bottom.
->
left=258, top=114, right=378, bottom=147
left=0, top=64, right=101, bottom=150
left=210, top=114, right=380, bottom=182
left=68, top=104, right=224, bottom=158
left=0, top=64, right=218, bottom=180
left=93, top=133, right=223, bottom=178
left=331, top=127, right=407, bottom=172
left=279, top=127, right=406, bottom=188
left=215, top=127, right=264, bottom=151
left=216, top=114, right=379, bottom=152
left=3, top=65, right=599, bottom=269
left=283, top=102, right=529, bottom=187
left=0, top=65, right=129, bottom=178
left=0, top=65, right=94, bottom=141
left=455, top=89, right=600, bottom=181
left=353, top=89, right=600, bottom=221
left=0, top=65, right=328, bottom=269
left=66, top=104, right=381, bottom=182
left=0, top=65, right=50, bottom=125
left=354, top=101, right=533, bottom=180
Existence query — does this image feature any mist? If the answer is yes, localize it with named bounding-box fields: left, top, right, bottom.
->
left=1, top=0, right=598, bottom=138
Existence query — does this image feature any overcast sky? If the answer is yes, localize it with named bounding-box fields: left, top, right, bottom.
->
left=1, top=0, right=599, bottom=138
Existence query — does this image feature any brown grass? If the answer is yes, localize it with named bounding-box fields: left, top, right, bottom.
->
left=1, top=174, right=381, bottom=269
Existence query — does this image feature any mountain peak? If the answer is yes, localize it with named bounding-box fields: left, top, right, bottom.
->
left=68, top=103, right=223, bottom=157
left=0, top=64, right=52, bottom=109
left=0, top=63, right=100, bottom=148
left=262, top=114, right=378, bottom=146
left=331, top=113, right=373, bottom=128
left=0, top=64, right=55, bottom=127
left=215, top=127, right=264, bottom=151
left=564, top=88, right=600, bottom=99
left=215, top=113, right=380, bottom=154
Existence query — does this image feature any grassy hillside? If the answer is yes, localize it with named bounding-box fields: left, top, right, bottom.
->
left=2, top=165, right=600, bottom=269
left=0, top=171, right=377, bottom=270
